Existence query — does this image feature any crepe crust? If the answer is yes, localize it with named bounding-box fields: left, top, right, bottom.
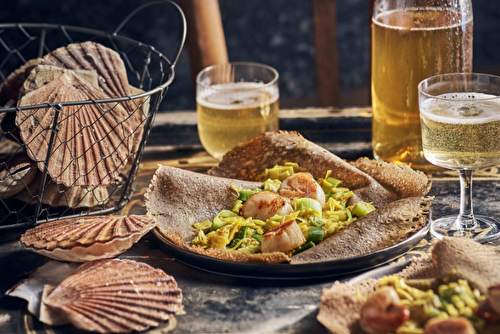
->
left=209, top=131, right=369, bottom=185
left=159, top=230, right=290, bottom=263
left=146, top=165, right=289, bottom=263
left=318, top=279, right=379, bottom=334
left=350, top=157, right=432, bottom=199
left=290, top=197, right=432, bottom=264
left=317, top=238, right=500, bottom=334
left=145, top=165, right=262, bottom=241
left=209, top=131, right=430, bottom=208
left=318, top=257, right=437, bottom=334
left=147, top=132, right=432, bottom=264
left=431, top=237, right=500, bottom=293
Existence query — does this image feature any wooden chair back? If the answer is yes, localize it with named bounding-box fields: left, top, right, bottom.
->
left=180, top=0, right=349, bottom=107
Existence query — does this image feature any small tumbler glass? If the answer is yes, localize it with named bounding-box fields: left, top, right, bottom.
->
left=196, top=62, right=279, bottom=160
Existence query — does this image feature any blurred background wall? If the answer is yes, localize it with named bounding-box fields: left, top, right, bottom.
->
left=0, top=0, right=498, bottom=111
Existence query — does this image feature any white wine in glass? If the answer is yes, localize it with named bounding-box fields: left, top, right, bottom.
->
left=196, top=63, right=279, bottom=160
left=418, top=73, right=500, bottom=242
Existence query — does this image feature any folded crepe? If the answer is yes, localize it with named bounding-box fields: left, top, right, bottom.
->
left=145, top=131, right=432, bottom=264
left=209, top=131, right=431, bottom=207
left=318, top=237, right=500, bottom=334
left=146, top=166, right=289, bottom=263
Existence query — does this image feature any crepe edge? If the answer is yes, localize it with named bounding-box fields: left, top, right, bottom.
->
left=146, top=163, right=432, bottom=265
left=318, top=237, right=500, bottom=334
left=350, top=157, right=432, bottom=198
left=289, top=196, right=433, bottom=265
left=157, top=229, right=290, bottom=264
left=317, top=256, right=437, bottom=334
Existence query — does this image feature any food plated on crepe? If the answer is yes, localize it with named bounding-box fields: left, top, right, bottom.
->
left=146, top=131, right=432, bottom=264
left=318, top=237, right=500, bottom=334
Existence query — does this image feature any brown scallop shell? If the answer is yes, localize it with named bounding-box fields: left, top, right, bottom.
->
left=17, top=71, right=134, bottom=187
left=22, top=64, right=149, bottom=159
left=20, top=215, right=155, bottom=262
left=0, top=58, right=41, bottom=105
left=127, top=84, right=150, bottom=158
left=40, top=42, right=131, bottom=106
left=25, top=42, right=146, bottom=154
left=0, top=151, right=37, bottom=199
left=16, top=171, right=109, bottom=208
left=42, top=259, right=182, bottom=333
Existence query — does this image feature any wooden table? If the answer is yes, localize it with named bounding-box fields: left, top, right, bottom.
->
left=1, top=108, right=500, bottom=333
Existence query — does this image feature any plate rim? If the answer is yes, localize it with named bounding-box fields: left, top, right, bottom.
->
left=152, top=220, right=429, bottom=279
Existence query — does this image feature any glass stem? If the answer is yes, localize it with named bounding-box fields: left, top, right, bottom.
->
left=456, top=169, right=477, bottom=229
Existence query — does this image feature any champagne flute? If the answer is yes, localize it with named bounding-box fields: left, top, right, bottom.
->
left=418, top=73, right=500, bottom=242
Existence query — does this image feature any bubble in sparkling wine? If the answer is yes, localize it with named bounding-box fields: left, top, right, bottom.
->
left=457, top=104, right=483, bottom=117
left=421, top=92, right=500, bottom=123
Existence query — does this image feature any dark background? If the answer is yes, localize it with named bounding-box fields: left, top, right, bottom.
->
left=0, top=0, right=499, bottom=111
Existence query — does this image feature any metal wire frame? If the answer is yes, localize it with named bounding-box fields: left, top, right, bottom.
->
left=0, top=0, right=186, bottom=230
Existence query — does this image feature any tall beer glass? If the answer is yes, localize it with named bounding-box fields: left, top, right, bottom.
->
left=197, top=62, right=279, bottom=160
left=372, top=0, right=473, bottom=171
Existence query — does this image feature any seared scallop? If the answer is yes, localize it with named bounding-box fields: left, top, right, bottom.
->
left=241, top=191, right=294, bottom=221
left=279, top=172, right=326, bottom=206
left=261, top=220, right=306, bottom=253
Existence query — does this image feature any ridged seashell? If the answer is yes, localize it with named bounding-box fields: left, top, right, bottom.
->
left=0, top=58, right=41, bottom=105
left=16, top=171, right=109, bottom=208
left=21, top=63, right=148, bottom=158
left=0, top=151, right=37, bottom=199
left=42, top=259, right=182, bottom=333
left=29, top=42, right=146, bottom=153
left=40, top=42, right=131, bottom=107
left=17, top=71, right=134, bottom=187
left=22, top=64, right=101, bottom=95
left=127, top=84, right=150, bottom=158
left=23, top=65, right=149, bottom=159
left=20, top=215, right=155, bottom=262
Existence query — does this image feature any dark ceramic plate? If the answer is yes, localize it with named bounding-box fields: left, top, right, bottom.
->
left=153, top=220, right=429, bottom=280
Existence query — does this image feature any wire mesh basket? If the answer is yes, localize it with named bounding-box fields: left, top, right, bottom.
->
left=0, top=0, right=186, bottom=230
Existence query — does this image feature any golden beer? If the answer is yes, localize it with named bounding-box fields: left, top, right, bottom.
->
left=372, top=8, right=473, bottom=170
left=197, top=82, right=279, bottom=160
left=420, top=93, right=500, bottom=169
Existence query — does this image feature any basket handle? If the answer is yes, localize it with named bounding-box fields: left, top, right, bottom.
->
left=113, top=0, right=187, bottom=67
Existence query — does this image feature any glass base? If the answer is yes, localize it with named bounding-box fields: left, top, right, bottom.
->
left=430, top=215, right=500, bottom=243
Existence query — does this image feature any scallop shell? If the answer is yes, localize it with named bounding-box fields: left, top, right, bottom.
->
left=17, top=71, right=134, bottom=187
left=0, top=58, right=41, bottom=105
left=20, top=215, right=155, bottom=262
left=127, top=84, right=150, bottom=158
left=23, top=64, right=149, bottom=159
left=22, top=64, right=101, bottom=94
left=0, top=151, right=37, bottom=199
left=40, top=42, right=131, bottom=107
left=25, top=42, right=146, bottom=154
left=42, top=259, right=182, bottom=333
left=16, top=171, right=109, bottom=208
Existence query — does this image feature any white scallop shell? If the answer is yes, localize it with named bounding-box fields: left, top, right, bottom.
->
left=20, top=215, right=155, bottom=262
